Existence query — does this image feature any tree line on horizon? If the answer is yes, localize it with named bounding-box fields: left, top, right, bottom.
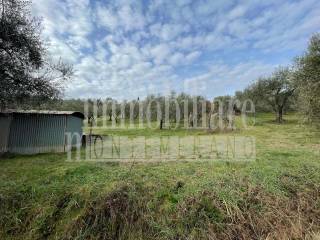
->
left=1, top=0, right=319, bottom=127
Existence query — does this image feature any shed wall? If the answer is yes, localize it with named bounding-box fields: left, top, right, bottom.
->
left=8, top=114, right=66, bottom=154
left=1, top=113, right=83, bottom=155
left=66, top=116, right=83, bottom=147
left=0, top=116, right=12, bottom=153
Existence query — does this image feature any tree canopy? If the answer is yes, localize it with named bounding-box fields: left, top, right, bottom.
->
left=238, top=68, right=295, bottom=123
left=0, top=0, right=73, bottom=110
left=294, top=33, right=320, bottom=125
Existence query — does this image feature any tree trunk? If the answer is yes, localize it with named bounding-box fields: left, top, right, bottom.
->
left=160, top=119, right=163, bottom=130
left=190, top=119, right=193, bottom=128
left=277, top=107, right=283, bottom=123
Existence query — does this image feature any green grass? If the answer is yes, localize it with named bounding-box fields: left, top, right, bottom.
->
left=1, top=113, right=320, bottom=239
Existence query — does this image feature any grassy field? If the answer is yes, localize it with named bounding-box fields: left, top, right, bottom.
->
left=0, top=113, right=320, bottom=239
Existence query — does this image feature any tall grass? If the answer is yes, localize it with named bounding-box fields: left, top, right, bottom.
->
left=0, top=113, right=319, bottom=239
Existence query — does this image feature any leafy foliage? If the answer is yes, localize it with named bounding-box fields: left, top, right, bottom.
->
left=237, top=68, right=295, bottom=123
left=0, top=0, right=73, bottom=109
left=294, top=33, right=320, bottom=125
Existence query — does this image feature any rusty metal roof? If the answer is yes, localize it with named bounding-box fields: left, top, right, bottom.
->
left=0, top=110, right=85, bottom=119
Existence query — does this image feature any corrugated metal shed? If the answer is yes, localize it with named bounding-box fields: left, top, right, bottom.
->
left=0, top=115, right=12, bottom=153
left=0, top=110, right=84, bottom=155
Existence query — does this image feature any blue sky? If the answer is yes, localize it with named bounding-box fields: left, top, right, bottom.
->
left=32, top=0, right=320, bottom=100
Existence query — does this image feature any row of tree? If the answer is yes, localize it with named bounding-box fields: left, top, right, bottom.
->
left=35, top=93, right=214, bottom=128
left=34, top=91, right=257, bottom=130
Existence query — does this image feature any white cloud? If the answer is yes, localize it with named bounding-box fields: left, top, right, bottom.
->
left=96, top=3, right=146, bottom=32
left=149, top=23, right=190, bottom=41
left=96, top=5, right=119, bottom=30
left=183, top=61, right=277, bottom=97
left=49, top=38, right=78, bottom=63
left=227, top=5, right=247, bottom=20
left=118, top=5, right=146, bottom=31
left=185, top=51, right=201, bottom=62
left=31, top=0, right=320, bottom=99
left=149, top=44, right=171, bottom=64
left=169, top=52, right=184, bottom=65
left=32, top=0, right=94, bottom=62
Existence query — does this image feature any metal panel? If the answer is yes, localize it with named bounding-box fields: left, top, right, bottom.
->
left=1, top=112, right=83, bottom=155
left=65, top=116, right=83, bottom=147
left=8, top=114, right=66, bottom=154
left=0, top=115, right=12, bottom=153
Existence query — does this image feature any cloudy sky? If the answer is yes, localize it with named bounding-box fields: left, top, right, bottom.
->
left=32, top=0, right=320, bottom=100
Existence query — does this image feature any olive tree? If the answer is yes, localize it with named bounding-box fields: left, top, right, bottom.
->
left=294, top=33, right=320, bottom=125
left=248, top=68, right=295, bottom=123
left=0, top=0, right=73, bottom=110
